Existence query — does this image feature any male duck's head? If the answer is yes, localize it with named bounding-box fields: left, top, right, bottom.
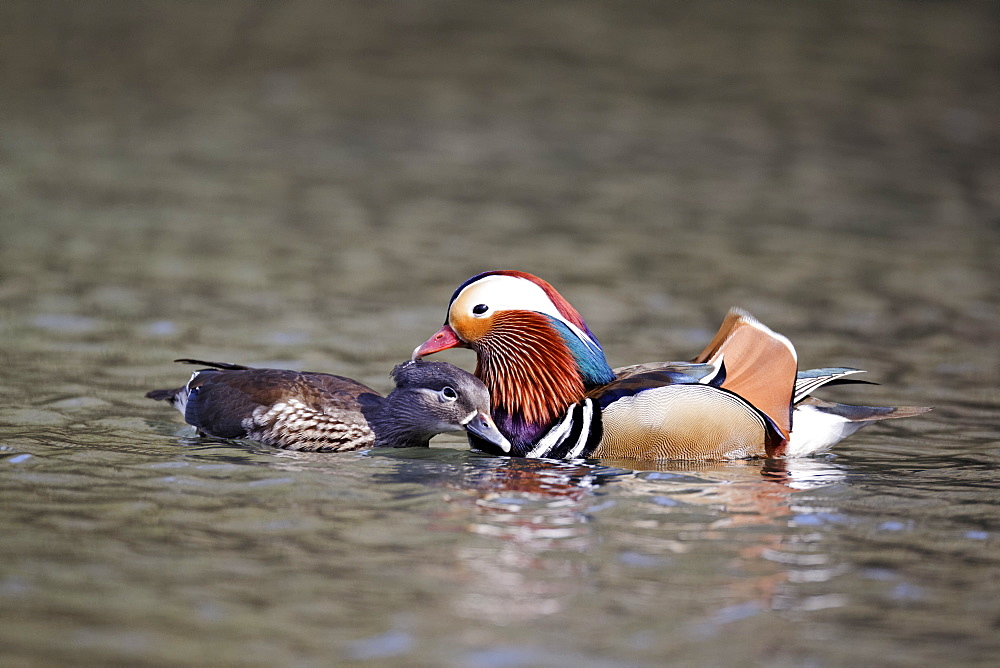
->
left=413, top=271, right=615, bottom=440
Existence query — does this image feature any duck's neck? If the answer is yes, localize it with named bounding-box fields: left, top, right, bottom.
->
left=363, top=396, right=434, bottom=449
left=477, top=312, right=615, bottom=450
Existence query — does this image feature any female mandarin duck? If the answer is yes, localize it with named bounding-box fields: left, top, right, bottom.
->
left=412, top=270, right=930, bottom=461
left=147, top=358, right=510, bottom=452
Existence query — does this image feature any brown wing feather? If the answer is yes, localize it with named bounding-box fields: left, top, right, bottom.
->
left=611, top=361, right=715, bottom=382
left=185, top=369, right=382, bottom=450
left=692, top=308, right=797, bottom=439
left=198, top=369, right=377, bottom=411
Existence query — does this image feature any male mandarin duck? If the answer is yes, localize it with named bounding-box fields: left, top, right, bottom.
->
left=412, top=270, right=930, bottom=461
left=147, top=358, right=510, bottom=452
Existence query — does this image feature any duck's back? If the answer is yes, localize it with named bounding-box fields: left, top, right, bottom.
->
left=182, top=367, right=382, bottom=451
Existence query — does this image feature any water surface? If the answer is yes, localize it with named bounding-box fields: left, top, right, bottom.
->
left=1, top=2, right=998, bottom=665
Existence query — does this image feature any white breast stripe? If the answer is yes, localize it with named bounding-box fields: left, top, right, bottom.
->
left=565, top=399, right=594, bottom=459
left=525, top=407, right=576, bottom=458
left=699, top=356, right=724, bottom=385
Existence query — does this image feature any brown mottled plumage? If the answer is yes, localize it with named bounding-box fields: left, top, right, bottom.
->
left=147, top=359, right=510, bottom=453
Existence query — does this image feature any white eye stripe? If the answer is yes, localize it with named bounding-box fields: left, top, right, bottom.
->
left=455, top=275, right=557, bottom=319
left=453, top=275, right=602, bottom=354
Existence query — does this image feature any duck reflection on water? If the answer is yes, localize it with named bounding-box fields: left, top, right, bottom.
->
left=196, top=437, right=849, bottom=625
left=360, top=450, right=850, bottom=623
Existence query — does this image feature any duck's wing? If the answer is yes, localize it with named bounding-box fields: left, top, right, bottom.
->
left=794, top=367, right=875, bottom=404
left=590, top=370, right=785, bottom=460
left=184, top=369, right=380, bottom=452
left=612, top=361, right=718, bottom=383
left=692, top=308, right=797, bottom=440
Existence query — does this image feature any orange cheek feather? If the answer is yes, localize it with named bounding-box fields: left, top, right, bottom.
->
left=450, top=311, right=493, bottom=343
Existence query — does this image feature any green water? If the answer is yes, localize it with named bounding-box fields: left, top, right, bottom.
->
left=1, top=2, right=998, bottom=665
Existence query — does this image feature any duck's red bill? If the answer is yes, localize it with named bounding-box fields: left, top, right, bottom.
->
left=411, top=324, right=464, bottom=360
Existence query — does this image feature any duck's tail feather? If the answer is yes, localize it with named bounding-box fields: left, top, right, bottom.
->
left=146, top=385, right=190, bottom=417
left=147, top=359, right=238, bottom=414
left=784, top=397, right=933, bottom=457
left=146, top=387, right=182, bottom=402
left=173, top=358, right=252, bottom=371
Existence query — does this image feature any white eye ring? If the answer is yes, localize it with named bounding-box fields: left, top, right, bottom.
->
left=440, top=386, right=458, bottom=402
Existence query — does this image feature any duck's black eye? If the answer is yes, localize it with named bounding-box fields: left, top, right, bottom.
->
left=472, top=304, right=489, bottom=315
left=441, top=386, right=458, bottom=401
